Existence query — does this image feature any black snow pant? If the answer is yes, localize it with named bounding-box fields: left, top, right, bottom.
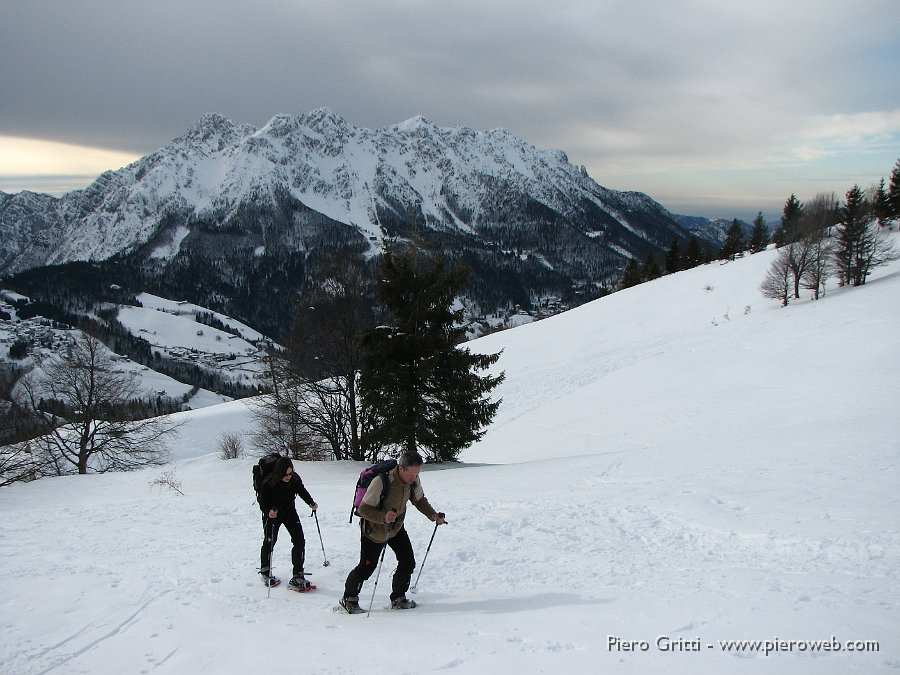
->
left=343, top=527, right=416, bottom=602
left=260, top=509, right=306, bottom=578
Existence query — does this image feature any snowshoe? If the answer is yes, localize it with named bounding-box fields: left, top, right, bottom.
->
left=260, top=573, right=281, bottom=588
left=339, top=596, right=365, bottom=614
left=390, top=597, right=417, bottom=610
left=288, top=576, right=315, bottom=592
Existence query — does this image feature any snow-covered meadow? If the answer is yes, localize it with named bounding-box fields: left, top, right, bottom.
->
left=1, top=239, right=898, bottom=674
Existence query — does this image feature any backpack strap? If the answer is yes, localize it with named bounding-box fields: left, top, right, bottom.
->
left=376, top=472, right=419, bottom=510
left=377, top=472, right=391, bottom=510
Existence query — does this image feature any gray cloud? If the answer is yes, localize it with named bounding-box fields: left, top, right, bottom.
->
left=2, top=0, right=898, bottom=219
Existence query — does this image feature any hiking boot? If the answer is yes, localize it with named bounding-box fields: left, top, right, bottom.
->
left=289, top=576, right=312, bottom=591
left=339, top=596, right=365, bottom=614
left=390, top=596, right=417, bottom=610
left=260, top=572, right=281, bottom=588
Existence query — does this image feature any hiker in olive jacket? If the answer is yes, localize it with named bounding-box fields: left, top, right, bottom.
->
left=340, top=451, right=447, bottom=612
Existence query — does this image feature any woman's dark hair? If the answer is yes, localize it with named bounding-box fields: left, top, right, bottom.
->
left=264, top=456, right=294, bottom=487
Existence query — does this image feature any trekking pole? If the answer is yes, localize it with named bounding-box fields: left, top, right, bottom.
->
left=411, top=512, right=444, bottom=594
left=266, top=518, right=276, bottom=599
left=366, top=543, right=389, bottom=618
left=311, top=510, right=330, bottom=566
left=367, top=509, right=397, bottom=617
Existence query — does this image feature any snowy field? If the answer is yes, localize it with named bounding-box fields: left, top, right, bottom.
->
left=117, top=292, right=269, bottom=386
left=1, top=238, right=898, bottom=674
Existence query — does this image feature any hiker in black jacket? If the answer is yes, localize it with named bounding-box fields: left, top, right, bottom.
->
left=258, top=456, right=318, bottom=591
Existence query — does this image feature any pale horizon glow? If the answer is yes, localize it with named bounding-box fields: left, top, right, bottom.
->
left=0, top=136, right=139, bottom=194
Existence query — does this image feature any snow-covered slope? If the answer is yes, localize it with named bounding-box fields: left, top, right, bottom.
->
left=1, top=238, right=897, bottom=674
left=1, top=291, right=269, bottom=411
left=116, top=292, right=268, bottom=382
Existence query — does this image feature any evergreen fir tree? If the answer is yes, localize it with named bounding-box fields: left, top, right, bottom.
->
left=682, top=237, right=704, bottom=269
left=778, top=194, right=804, bottom=245
left=641, top=254, right=662, bottom=281
left=872, top=178, right=890, bottom=226
left=889, top=159, right=900, bottom=220
left=834, top=185, right=869, bottom=286
left=620, top=257, right=643, bottom=288
left=749, top=212, right=770, bottom=253
left=359, top=246, right=504, bottom=461
left=665, top=238, right=681, bottom=273
left=718, top=219, right=746, bottom=260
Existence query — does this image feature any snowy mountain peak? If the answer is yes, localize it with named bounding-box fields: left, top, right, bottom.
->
left=5, top=109, right=677, bottom=249
left=297, top=107, right=353, bottom=136
left=393, top=115, right=437, bottom=132
left=192, top=111, right=234, bottom=129
left=176, top=113, right=255, bottom=150
left=0, top=109, right=695, bottom=331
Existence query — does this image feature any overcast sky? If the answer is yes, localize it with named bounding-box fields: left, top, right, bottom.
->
left=1, top=0, right=898, bottom=222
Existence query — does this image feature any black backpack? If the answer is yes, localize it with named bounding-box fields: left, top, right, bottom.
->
left=253, top=453, right=281, bottom=509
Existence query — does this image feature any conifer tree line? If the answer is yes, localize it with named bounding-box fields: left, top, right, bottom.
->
left=761, top=159, right=900, bottom=306
left=618, top=159, right=900, bottom=297
left=620, top=232, right=724, bottom=290
left=621, top=219, right=763, bottom=290
left=252, top=244, right=504, bottom=464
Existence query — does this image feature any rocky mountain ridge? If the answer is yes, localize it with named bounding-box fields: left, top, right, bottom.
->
left=1, top=109, right=702, bottom=336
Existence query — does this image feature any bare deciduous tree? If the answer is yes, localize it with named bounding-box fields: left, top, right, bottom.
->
left=250, top=351, right=328, bottom=460
left=288, top=256, right=377, bottom=460
left=217, top=431, right=245, bottom=460
left=760, top=247, right=792, bottom=307
left=785, top=240, right=811, bottom=300
left=800, top=230, right=834, bottom=300
left=0, top=439, right=38, bottom=487
left=149, top=469, right=184, bottom=495
left=798, top=193, right=839, bottom=300
left=16, top=331, right=177, bottom=475
left=252, top=254, right=379, bottom=462
left=0, top=367, right=41, bottom=486
left=853, top=221, right=900, bottom=284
